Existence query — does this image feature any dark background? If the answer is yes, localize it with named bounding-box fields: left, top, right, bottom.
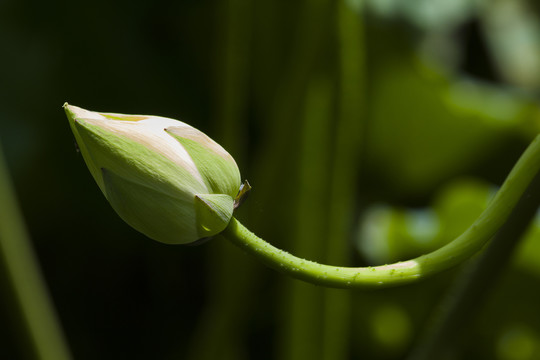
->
left=2, top=0, right=540, bottom=359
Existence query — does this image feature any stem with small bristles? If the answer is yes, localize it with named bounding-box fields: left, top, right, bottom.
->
left=222, top=135, right=540, bottom=289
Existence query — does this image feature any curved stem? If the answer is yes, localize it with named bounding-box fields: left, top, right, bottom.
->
left=222, top=135, right=540, bottom=289
left=407, top=156, right=540, bottom=360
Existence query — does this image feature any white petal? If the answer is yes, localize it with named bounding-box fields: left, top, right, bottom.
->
left=68, top=105, right=207, bottom=191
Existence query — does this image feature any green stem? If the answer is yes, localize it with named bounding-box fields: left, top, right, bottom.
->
left=0, top=144, right=72, bottom=359
left=222, top=135, right=540, bottom=289
left=407, top=157, right=540, bottom=360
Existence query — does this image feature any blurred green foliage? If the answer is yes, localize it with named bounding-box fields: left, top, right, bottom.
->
left=1, top=0, right=540, bottom=359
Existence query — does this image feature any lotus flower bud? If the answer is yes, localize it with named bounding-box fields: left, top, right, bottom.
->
left=65, top=103, right=242, bottom=244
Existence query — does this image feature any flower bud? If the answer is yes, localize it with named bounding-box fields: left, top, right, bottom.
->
left=65, top=103, right=241, bottom=244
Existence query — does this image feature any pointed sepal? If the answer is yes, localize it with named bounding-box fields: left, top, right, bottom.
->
left=194, top=194, right=234, bottom=238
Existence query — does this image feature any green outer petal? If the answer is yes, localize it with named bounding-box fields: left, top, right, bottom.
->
left=73, top=119, right=206, bottom=197
left=166, top=128, right=241, bottom=197
left=194, top=194, right=234, bottom=238
left=102, top=168, right=199, bottom=244
left=66, top=108, right=101, bottom=187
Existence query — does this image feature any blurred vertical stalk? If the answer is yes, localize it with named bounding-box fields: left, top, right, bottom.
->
left=214, top=1, right=251, bottom=155
left=186, top=0, right=252, bottom=359
left=280, top=77, right=333, bottom=360
left=321, top=2, right=365, bottom=360
left=0, top=143, right=71, bottom=360
left=252, top=0, right=331, bottom=233
left=265, top=1, right=332, bottom=359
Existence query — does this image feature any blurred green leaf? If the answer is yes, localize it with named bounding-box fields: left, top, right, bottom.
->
left=365, top=53, right=538, bottom=198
